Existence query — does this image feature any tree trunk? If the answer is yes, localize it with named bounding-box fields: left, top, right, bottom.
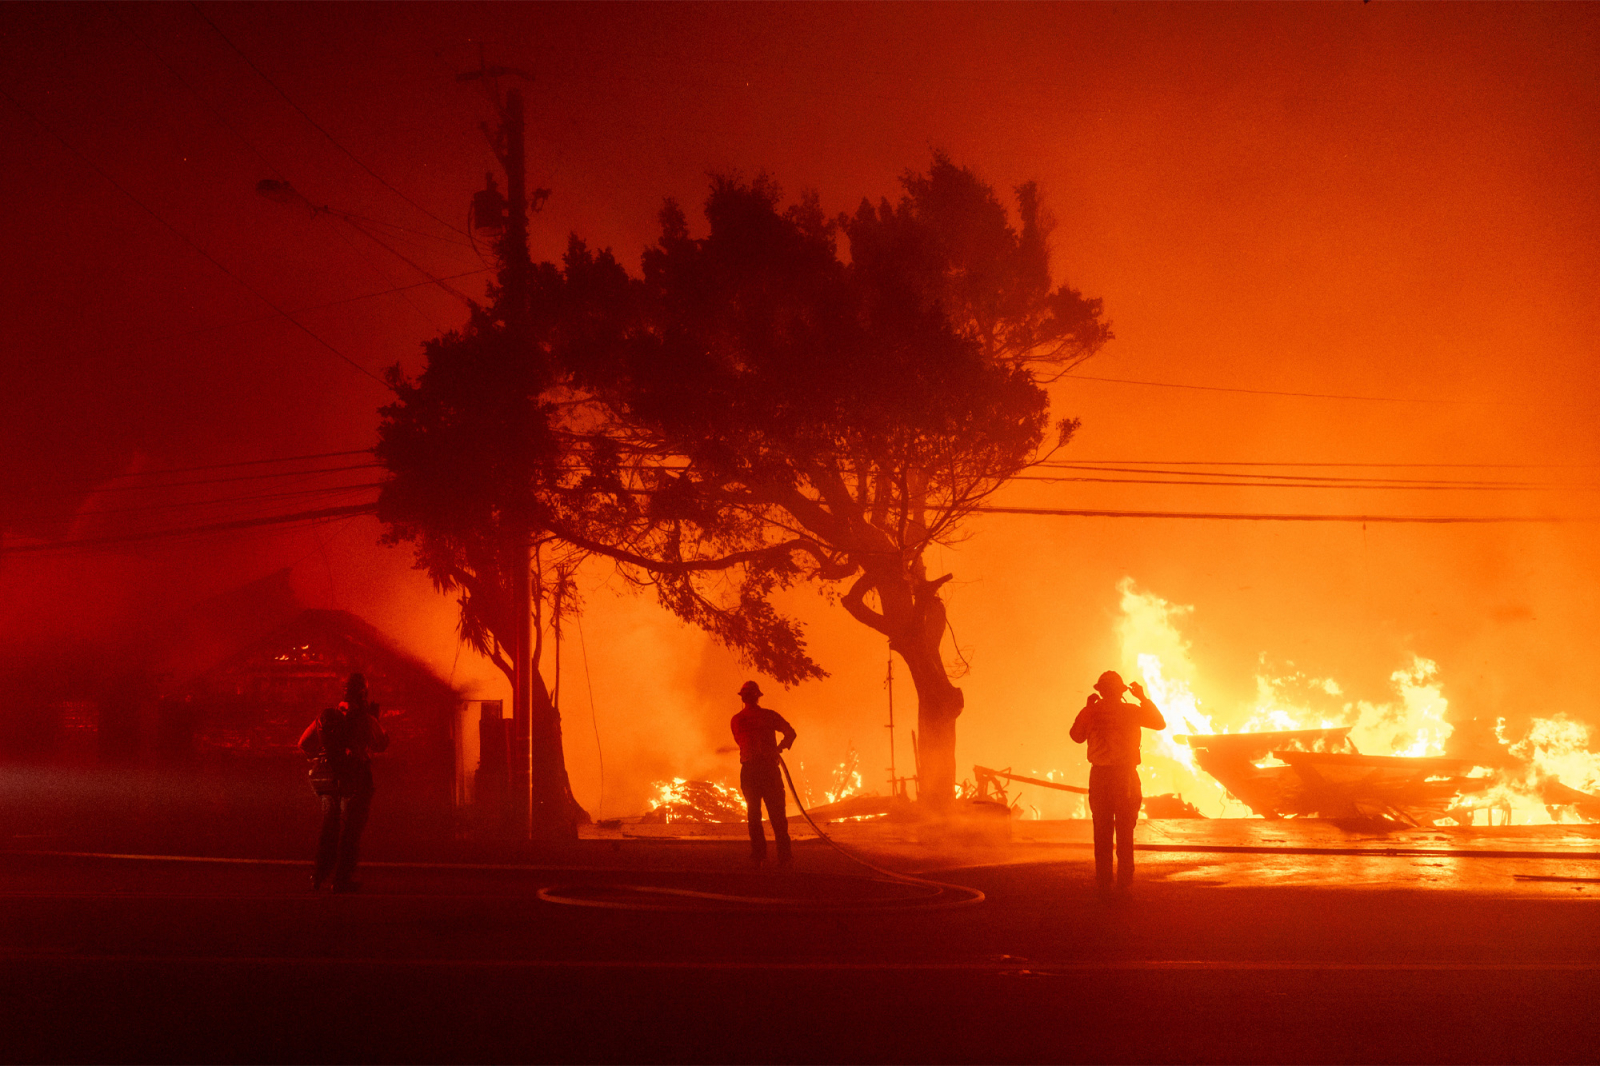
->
left=528, top=678, right=586, bottom=841
left=896, top=637, right=962, bottom=809
left=892, top=578, right=962, bottom=810
left=849, top=566, right=963, bottom=812
left=504, top=538, right=586, bottom=843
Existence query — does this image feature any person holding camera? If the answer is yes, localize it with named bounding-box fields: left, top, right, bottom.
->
left=299, top=672, right=389, bottom=892
left=1071, top=670, right=1165, bottom=896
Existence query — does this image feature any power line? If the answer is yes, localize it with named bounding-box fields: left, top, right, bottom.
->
left=188, top=2, right=470, bottom=239
left=576, top=610, right=604, bottom=822
left=338, top=209, right=476, bottom=250
left=51, top=270, right=489, bottom=367
left=14, top=482, right=384, bottom=522
left=5, top=463, right=381, bottom=498
left=1010, top=475, right=1594, bottom=492
left=110, top=1, right=479, bottom=308
left=1039, top=463, right=1574, bottom=484
left=331, top=221, right=452, bottom=334
left=0, top=87, right=391, bottom=390
left=6, top=495, right=1582, bottom=557
left=0, top=503, right=378, bottom=555
left=975, top=506, right=1592, bottom=523
left=342, top=216, right=476, bottom=305
left=1064, top=372, right=1569, bottom=409
left=102, top=2, right=285, bottom=180
left=83, top=449, right=374, bottom=483
left=1024, top=464, right=1596, bottom=489
left=1041, top=459, right=1600, bottom=470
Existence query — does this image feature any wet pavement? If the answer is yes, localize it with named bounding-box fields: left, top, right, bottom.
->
left=0, top=821, right=1595, bottom=1062
left=617, top=817, right=1600, bottom=896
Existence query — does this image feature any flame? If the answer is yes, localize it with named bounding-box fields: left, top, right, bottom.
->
left=1113, top=578, right=1598, bottom=824
left=1457, top=715, right=1600, bottom=825
left=822, top=748, right=865, bottom=805
left=1350, top=660, right=1453, bottom=758
left=645, top=776, right=744, bottom=823
left=1508, top=715, right=1600, bottom=793
left=644, top=750, right=870, bottom=822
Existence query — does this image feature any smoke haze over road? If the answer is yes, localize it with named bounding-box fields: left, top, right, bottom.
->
left=4, top=2, right=1598, bottom=817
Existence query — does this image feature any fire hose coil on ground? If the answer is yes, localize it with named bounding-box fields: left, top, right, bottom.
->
left=535, top=758, right=986, bottom=912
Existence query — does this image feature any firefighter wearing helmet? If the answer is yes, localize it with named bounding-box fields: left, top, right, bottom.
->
left=729, top=680, right=798, bottom=867
left=1071, top=669, right=1165, bottom=896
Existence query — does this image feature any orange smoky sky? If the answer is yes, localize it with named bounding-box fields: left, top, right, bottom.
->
left=2, top=3, right=1597, bottom=815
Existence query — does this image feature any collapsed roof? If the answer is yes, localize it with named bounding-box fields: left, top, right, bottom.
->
left=1184, top=728, right=1598, bottom=826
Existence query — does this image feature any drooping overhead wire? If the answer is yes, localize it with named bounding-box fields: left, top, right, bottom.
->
left=976, top=506, right=1592, bottom=523
left=101, top=2, right=287, bottom=183
left=47, top=449, right=375, bottom=483
left=1, top=444, right=386, bottom=544
left=1, top=503, right=378, bottom=555
left=0, top=87, right=391, bottom=390
left=5, top=463, right=382, bottom=498
left=1017, top=468, right=1598, bottom=492
left=13, top=481, right=384, bottom=523
left=108, top=3, right=478, bottom=313
left=188, top=1, right=470, bottom=239
left=341, top=216, right=477, bottom=306
left=1039, top=459, right=1600, bottom=469
left=1014, top=475, right=1595, bottom=492
left=1062, top=372, right=1573, bottom=409
left=54, top=271, right=489, bottom=368
left=337, top=209, right=476, bottom=249
left=331, top=221, right=452, bottom=334
left=575, top=610, right=604, bottom=821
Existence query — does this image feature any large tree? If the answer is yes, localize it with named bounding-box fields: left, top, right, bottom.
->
left=374, top=246, right=594, bottom=838
left=540, top=156, right=1111, bottom=806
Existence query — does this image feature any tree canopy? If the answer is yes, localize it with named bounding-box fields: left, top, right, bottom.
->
left=548, top=155, right=1110, bottom=801
left=376, top=152, right=1110, bottom=809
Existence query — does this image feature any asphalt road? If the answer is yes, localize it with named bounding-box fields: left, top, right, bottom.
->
left=1, top=844, right=1596, bottom=1064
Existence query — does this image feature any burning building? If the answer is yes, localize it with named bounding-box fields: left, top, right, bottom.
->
left=165, top=606, right=461, bottom=840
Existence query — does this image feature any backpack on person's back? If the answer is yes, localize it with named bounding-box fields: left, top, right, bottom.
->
left=307, top=705, right=351, bottom=796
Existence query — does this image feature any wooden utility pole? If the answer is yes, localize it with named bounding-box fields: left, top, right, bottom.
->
left=460, top=48, right=538, bottom=836
left=468, top=75, right=536, bottom=839
left=511, top=537, right=533, bottom=837
left=500, top=88, right=532, bottom=296
left=501, top=87, right=534, bottom=839
left=465, top=63, right=571, bottom=841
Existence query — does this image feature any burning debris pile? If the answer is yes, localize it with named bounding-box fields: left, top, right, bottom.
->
left=1181, top=728, right=1474, bottom=825
left=633, top=580, right=1600, bottom=831
left=639, top=753, right=875, bottom=825
left=1178, top=724, right=1600, bottom=827
left=639, top=778, right=744, bottom=823
left=1117, top=579, right=1600, bottom=827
